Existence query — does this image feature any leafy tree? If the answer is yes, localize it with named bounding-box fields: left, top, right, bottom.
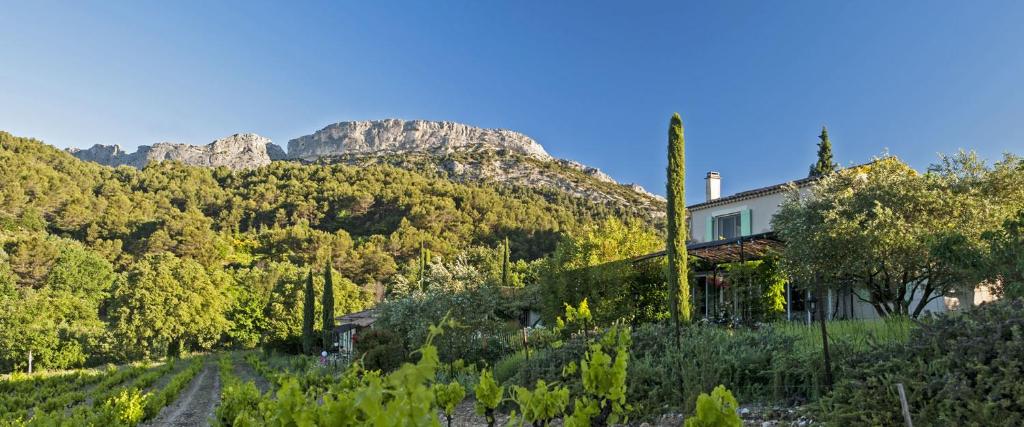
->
left=809, top=126, right=837, bottom=178
left=541, top=218, right=664, bottom=325
left=107, top=253, right=228, bottom=360
left=666, top=113, right=690, bottom=327
left=302, top=270, right=316, bottom=355
left=774, top=156, right=1017, bottom=318
left=322, top=262, right=336, bottom=351
left=980, top=209, right=1024, bottom=298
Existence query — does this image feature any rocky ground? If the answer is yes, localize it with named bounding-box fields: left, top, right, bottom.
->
left=141, top=360, right=220, bottom=427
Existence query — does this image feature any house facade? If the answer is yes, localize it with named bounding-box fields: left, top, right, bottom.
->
left=684, top=170, right=982, bottom=322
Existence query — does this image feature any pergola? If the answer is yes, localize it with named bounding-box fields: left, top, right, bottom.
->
left=630, top=232, right=784, bottom=266
left=628, top=232, right=800, bottom=321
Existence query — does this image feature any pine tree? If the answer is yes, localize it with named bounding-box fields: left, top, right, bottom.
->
left=302, top=270, right=316, bottom=355
left=666, top=113, right=690, bottom=328
left=809, top=126, right=838, bottom=178
left=501, top=237, right=511, bottom=287
left=321, top=262, right=335, bottom=352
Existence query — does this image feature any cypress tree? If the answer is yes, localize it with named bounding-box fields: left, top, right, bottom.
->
left=666, top=113, right=690, bottom=328
left=501, top=237, right=511, bottom=287
left=809, top=126, right=838, bottom=178
left=302, top=270, right=316, bottom=355
left=418, top=242, right=431, bottom=292
left=322, top=262, right=335, bottom=352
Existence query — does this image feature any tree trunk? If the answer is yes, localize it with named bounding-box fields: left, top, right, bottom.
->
left=816, top=282, right=833, bottom=392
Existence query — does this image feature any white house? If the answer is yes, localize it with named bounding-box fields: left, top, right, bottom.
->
left=680, top=170, right=991, bottom=322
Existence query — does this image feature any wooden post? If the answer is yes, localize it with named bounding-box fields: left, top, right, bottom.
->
left=522, top=327, right=530, bottom=362
left=897, top=383, right=914, bottom=427
left=28, top=350, right=33, bottom=374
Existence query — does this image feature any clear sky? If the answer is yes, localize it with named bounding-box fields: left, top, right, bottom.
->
left=2, top=1, right=1023, bottom=203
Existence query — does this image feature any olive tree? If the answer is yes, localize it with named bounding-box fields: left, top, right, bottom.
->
left=773, top=156, right=1009, bottom=318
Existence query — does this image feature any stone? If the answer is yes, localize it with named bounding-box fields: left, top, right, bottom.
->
left=69, top=133, right=275, bottom=170
left=287, top=119, right=551, bottom=161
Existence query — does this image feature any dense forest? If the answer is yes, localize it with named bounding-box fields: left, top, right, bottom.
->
left=0, top=131, right=652, bottom=372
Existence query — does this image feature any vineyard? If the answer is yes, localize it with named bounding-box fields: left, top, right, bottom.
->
left=0, top=318, right=729, bottom=427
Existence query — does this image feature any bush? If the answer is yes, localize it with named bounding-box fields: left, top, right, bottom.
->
left=493, top=350, right=527, bottom=384
left=354, top=329, right=405, bottom=372
left=504, top=319, right=911, bottom=421
left=684, top=385, right=742, bottom=427
left=817, top=298, right=1024, bottom=425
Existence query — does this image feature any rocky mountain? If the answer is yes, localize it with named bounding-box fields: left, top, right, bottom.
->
left=67, top=119, right=665, bottom=221
left=69, top=133, right=282, bottom=170
left=288, top=119, right=551, bottom=161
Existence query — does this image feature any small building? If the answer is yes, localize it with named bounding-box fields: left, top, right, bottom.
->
left=332, top=309, right=378, bottom=353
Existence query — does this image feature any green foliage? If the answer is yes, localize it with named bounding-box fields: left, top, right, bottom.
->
left=574, top=325, right=631, bottom=426
left=541, top=217, right=664, bottom=325
left=666, top=112, right=690, bottom=325
left=775, top=155, right=1024, bottom=317
left=354, top=329, right=405, bottom=373
left=104, top=388, right=146, bottom=427
left=719, top=253, right=788, bottom=323
left=0, top=131, right=644, bottom=368
left=817, top=299, right=1024, bottom=425
left=474, top=369, right=504, bottom=427
left=510, top=379, right=570, bottom=426
left=376, top=278, right=524, bottom=366
left=433, top=381, right=466, bottom=426
left=501, top=237, right=511, bottom=288
left=107, top=253, right=229, bottom=360
left=302, top=271, right=316, bottom=355
left=981, top=208, right=1024, bottom=298
left=684, top=385, right=742, bottom=427
left=142, top=358, right=203, bottom=421
left=808, top=126, right=837, bottom=178
left=322, top=263, right=335, bottom=351
left=215, top=355, right=263, bottom=427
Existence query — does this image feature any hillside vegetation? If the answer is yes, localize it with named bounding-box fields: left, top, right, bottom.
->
left=0, top=131, right=652, bottom=371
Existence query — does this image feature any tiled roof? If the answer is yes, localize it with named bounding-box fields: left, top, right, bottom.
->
left=687, top=176, right=818, bottom=211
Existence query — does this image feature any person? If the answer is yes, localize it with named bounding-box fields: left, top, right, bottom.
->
left=320, top=350, right=328, bottom=366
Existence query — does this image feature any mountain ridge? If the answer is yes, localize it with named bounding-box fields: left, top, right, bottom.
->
left=67, top=119, right=665, bottom=220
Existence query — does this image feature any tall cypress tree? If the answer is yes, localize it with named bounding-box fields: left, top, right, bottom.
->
left=808, top=126, right=837, bottom=390
left=809, top=126, right=838, bottom=178
left=501, top=237, right=511, bottom=287
left=322, top=262, right=335, bottom=352
left=666, top=113, right=690, bottom=328
left=418, top=242, right=431, bottom=292
left=302, top=270, right=316, bottom=355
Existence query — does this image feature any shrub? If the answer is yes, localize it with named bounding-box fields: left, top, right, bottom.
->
left=493, top=350, right=527, bottom=384
left=684, top=385, right=742, bottom=427
left=354, top=329, right=405, bottom=372
left=817, top=298, right=1024, bottom=425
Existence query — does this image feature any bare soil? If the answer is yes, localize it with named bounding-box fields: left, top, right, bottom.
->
left=233, top=358, right=271, bottom=394
left=141, top=360, right=221, bottom=427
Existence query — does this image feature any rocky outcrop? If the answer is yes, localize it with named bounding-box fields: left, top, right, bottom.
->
left=69, top=133, right=276, bottom=170
left=65, top=119, right=664, bottom=219
left=288, top=119, right=551, bottom=161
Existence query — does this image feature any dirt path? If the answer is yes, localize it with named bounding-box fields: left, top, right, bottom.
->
left=141, top=360, right=220, bottom=427
left=233, top=357, right=271, bottom=394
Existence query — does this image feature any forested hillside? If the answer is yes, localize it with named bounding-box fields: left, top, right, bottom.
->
left=0, top=131, right=651, bottom=371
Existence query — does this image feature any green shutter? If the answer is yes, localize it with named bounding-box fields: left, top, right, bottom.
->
left=740, top=209, right=752, bottom=236
left=705, top=217, right=714, bottom=241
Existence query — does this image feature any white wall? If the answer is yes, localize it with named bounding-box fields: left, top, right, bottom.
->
left=689, top=189, right=804, bottom=243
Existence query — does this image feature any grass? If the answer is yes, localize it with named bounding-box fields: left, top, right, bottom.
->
left=774, top=317, right=913, bottom=352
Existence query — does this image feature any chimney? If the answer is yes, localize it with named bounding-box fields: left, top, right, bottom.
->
left=705, top=171, right=721, bottom=201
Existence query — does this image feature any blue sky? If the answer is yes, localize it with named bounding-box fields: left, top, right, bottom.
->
left=2, top=1, right=1023, bottom=203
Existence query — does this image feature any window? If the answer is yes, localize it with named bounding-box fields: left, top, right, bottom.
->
left=715, top=213, right=741, bottom=240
